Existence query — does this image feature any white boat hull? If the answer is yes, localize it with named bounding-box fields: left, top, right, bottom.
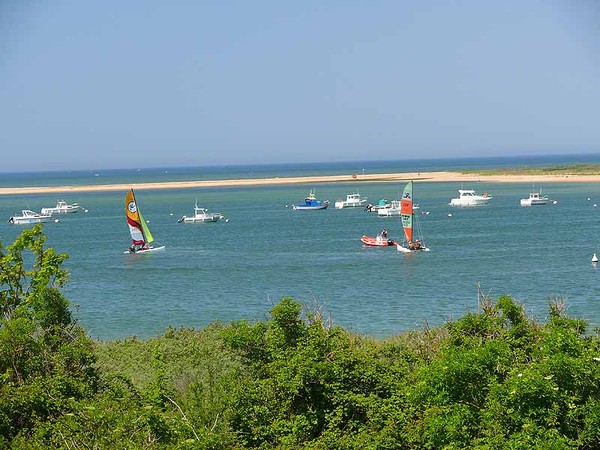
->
left=397, top=244, right=430, bottom=253
left=179, top=216, right=220, bottom=223
left=124, top=245, right=166, bottom=254
left=41, top=207, right=80, bottom=214
left=449, top=199, right=490, bottom=207
left=9, top=217, right=51, bottom=224
left=8, top=210, right=52, bottom=224
left=520, top=200, right=548, bottom=206
left=334, top=200, right=367, bottom=209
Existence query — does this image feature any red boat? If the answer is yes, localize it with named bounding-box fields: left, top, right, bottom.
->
left=360, top=235, right=397, bottom=247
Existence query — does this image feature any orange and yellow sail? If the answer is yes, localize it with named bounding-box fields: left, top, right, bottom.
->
left=125, top=189, right=154, bottom=246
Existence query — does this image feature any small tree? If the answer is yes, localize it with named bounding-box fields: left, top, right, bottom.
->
left=0, top=224, right=96, bottom=443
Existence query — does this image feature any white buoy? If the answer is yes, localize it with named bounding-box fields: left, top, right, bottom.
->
left=592, top=253, right=598, bottom=263
left=54, top=218, right=59, bottom=223
left=447, top=212, right=453, bottom=217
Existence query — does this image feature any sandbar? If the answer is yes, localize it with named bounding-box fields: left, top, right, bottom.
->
left=0, top=171, right=599, bottom=195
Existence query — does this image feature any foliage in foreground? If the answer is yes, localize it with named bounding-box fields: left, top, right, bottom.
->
left=2, top=225, right=600, bottom=448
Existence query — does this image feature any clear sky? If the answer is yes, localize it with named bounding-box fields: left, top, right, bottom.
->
left=1, top=1, right=599, bottom=172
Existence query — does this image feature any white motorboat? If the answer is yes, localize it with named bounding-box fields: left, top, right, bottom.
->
left=377, top=200, right=400, bottom=217
left=520, top=191, right=548, bottom=206
left=8, top=210, right=52, bottom=224
left=449, top=189, right=492, bottom=207
left=377, top=200, right=420, bottom=217
left=365, top=199, right=391, bottom=212
left=178, top=201, right=222, bottom=223
left=41, top=200, right=82, bottom=215
left=334, top=192, right=367, bottom=209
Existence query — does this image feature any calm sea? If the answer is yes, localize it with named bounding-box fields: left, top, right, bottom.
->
left=2, top=154, right=600, bottom=341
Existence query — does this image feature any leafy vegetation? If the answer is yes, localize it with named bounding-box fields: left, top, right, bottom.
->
left=2, top=225, right=600, bottom=448
left=462, top=163, right=600, bottom=176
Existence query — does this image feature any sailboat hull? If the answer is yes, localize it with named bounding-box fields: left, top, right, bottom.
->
left=124, top=245, right=166, bottom=254
left=397, top=244, right=430, bottom=253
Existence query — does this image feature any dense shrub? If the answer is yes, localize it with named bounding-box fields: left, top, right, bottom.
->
left=2, top=227, right=600, bottom=448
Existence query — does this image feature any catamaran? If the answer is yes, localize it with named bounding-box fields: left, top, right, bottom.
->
left=397, top=180, right=430, bottom=253
left=125, top=189, right=165, bottom=254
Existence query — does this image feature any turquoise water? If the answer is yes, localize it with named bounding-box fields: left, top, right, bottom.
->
left=2, top=157, right=600, bottom=340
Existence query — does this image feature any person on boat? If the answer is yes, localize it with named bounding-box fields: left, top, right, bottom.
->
left=380, top=228, right=388, bottom=238
left=409, top=240, right=422, bottom=250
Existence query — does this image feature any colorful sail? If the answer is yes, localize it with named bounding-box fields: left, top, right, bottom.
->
left=400, top=180, right=413, bottom=243
left=138, top=209, right=154, bottom=243
left=125, top=189, right=153, bottom=246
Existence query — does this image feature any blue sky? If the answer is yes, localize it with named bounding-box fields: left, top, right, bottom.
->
left=1, top=1, right=599, bottom=171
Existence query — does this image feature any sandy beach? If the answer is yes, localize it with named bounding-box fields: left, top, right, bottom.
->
left=1, top=171, right=599, bottom=195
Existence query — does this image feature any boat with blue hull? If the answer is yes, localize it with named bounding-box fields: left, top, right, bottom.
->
left=292, top=190, right=329, bottom=210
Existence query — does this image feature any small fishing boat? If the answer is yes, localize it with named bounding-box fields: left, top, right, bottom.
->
left=292, top=189, right=329, bottom=210
left=377, top=200, right=420, bottom=217
left=520, top=189, right=549, bottom=206
left=41, top=200, right=82, bottom=215
left=449, top=189, right=491, bottom=207
left=334, top=191, right=367, bottom=209
left=8, top=210, right=52, bottom=224
left=179, top=201, right=222, bottom=222
left=125, top=189, right=165, bottom=253
left=397, top=181, right=430, bottom=253
left=365, top=199, right=391, bottom=212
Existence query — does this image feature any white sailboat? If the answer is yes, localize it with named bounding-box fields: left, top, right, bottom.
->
left=125, top=189, right=165, bottom=254
left=397, top=181, right=430, bottom=253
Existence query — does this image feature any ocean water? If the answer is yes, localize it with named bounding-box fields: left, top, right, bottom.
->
left=2, top=155, right=600, bottom=341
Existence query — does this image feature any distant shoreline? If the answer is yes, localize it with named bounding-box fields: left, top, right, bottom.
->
left=1, top=170, right=599, bottom=195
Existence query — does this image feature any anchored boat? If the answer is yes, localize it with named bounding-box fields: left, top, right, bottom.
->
left=125, top=189, right=165, bottom=254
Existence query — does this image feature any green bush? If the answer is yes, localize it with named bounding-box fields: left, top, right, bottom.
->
left=3, top=228, right=600, bottom=448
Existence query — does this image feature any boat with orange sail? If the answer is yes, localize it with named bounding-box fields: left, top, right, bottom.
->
left=397, top=181, right=430, bottom=253
left=125, top=189, right=165, bottom=254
